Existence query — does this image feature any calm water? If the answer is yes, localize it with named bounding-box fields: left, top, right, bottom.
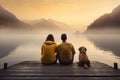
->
left=0, top=32, right=120, bottom=69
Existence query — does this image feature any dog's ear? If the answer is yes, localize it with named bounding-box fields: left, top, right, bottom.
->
left=85, top=47, right=87, bottom=51
left=78, top=47, right=81, bottom=51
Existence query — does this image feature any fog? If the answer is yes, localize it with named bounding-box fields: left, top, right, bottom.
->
left=0, top=30, right=120, bottom=69
left=85, top=34, right=120, bottom=57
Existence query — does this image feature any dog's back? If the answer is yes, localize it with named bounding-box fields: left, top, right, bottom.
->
left=78, top=47, right=90, bottom=69
left=79, top=53, right=89, bottom=62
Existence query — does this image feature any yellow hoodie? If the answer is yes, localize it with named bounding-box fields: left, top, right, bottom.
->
left=41, top=41, right=57, bottom=64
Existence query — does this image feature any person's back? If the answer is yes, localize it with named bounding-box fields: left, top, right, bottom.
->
left=41, top=34, right=57, bottom=64
left=56, top=34, right=75, bottom=64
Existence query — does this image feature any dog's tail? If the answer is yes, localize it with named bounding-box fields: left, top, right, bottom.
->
left=83, top=64, right=89, bottom=69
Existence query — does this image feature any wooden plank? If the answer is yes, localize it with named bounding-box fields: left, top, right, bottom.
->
left=7, top=61, right=113, bottom=70
left=0, top=61, right=120, bottom=80
left=0, top=72, right=120, bottom=77
left=0, top=77, right=118, bottom=80
left=0, top=69, right=120, bottom=77
left=0, top=77, right=120, bottom=80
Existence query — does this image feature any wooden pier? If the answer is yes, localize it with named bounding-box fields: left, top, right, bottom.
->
left=0, top=61, right=120, bottom=80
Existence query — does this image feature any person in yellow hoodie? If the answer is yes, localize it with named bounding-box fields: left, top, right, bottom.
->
left=41, top=34, right=57, bottom=64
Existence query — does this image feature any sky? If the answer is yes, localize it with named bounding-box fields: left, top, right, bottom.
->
left=0, top=0, right=120, bottom=26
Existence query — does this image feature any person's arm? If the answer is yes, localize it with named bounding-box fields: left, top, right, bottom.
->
left=55, top=45, right=59, bottom=58
left=41, top=45, right=43, bottom=55
left=55, top=43, right=57, bottom=52
left=71, top=45, right=75, bottom=55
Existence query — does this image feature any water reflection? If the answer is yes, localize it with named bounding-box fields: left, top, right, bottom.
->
left=0, top=33, right=120, bottom=69
left=85, top=34, right=120, bottom=57
left=74, top=34, right=120, bottom=67
left=0, top=44, right=40, bottom=69
left=85, top=34, right=120, bottom=68
left=0, top=34, right=43, bottom=58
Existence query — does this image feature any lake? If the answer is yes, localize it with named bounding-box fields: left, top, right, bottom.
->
left=0, top=32, right=120, bottom=69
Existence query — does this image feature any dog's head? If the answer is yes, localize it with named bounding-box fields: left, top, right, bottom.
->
left=78, top=46, right=87, bottom=53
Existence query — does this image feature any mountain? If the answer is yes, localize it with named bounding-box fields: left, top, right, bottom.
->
left=0, top=5, right=30, bottom=29
left=48, top=19, right=70, bottom=30
left=86, top=5, right=120, bottom=33
left=31, top=18, right=60, bottom=30
left=28, top=18, right=71, bottom=30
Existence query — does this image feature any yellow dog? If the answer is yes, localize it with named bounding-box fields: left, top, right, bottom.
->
left=78, top=46, right=90, bottom=69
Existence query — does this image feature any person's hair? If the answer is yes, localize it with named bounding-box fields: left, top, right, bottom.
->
left=46, top=34, right=55, bottom=41
left=61, top=33, right=67, bottom=41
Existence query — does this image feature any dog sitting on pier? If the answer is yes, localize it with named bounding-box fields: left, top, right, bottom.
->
left=78, top=46, right=90, bottom=69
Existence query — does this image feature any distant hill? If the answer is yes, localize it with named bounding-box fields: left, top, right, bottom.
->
left=0, top=5, right=70, bottom=31
left=0, top=5, right=30, bottom=29
left=26, top=18, right=71, bottom=30
left=48, top=19, right=70, bottom=30
left=31, top=18, right=59, bottom=30
left=86, top=5, right=120, bottom=34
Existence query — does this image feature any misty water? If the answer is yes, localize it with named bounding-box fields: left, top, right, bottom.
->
left=0, top=31, right=120, bottom=69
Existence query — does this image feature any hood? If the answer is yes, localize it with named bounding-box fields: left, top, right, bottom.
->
left=44, top=41, right=56, bottom=45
